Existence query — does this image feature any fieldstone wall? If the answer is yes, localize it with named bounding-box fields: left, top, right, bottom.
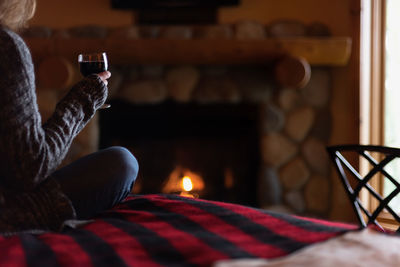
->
left=30, top=20, right=333, bottom=218
left=256, top=68, right=332, bottom=217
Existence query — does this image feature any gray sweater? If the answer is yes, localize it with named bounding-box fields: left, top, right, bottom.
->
left=0, top=26, right=107, bottom=235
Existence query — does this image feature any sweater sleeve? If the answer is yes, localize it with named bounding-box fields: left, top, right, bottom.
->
left=0, top=28, right=108, bottom=191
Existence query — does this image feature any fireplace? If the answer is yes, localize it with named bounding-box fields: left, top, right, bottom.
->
left=99, top=99, right=261, bottom=207
left=28, top=18, right=344, bottom=217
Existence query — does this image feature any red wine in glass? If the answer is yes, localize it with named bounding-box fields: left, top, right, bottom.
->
left=78, top=52, right=110, bottom=109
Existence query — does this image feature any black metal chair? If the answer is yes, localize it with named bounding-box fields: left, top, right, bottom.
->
left=327, top=145, right=400, bottom=232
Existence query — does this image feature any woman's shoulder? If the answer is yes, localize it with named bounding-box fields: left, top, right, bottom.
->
left=0, top=26, right=30, bottom=55
left=0, top=26, right=23, bottom=42
left=0, top=26, right=33, bottom=74
left=0, top=25, right=17, bottom=37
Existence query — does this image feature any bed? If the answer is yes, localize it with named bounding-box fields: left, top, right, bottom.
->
left=0, top=194, right=361, bottom=266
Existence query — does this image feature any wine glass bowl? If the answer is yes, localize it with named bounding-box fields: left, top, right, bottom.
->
left=78, top=52, right=110, bottom=109
left=78, top=52, right=108, bottom=76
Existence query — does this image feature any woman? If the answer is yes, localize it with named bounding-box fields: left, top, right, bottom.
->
left=0, top=0, right=138, bottom=235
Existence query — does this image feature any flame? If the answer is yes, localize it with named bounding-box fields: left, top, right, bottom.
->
left=162, top=166, right=204, bottom=195
left=182, top=176, right=193, bottom=192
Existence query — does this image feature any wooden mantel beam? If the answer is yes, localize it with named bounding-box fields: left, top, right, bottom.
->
left=25, top=37, right=351, bottom=66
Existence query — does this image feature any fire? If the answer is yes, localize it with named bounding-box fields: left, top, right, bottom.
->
left=162, top=166, right=204, bottom=199
left=182, top=176, right=193, bottom=192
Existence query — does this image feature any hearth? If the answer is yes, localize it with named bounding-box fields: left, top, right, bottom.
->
left=99, top=99, right=261, bottom=207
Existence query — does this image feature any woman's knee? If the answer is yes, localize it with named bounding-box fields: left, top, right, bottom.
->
left=103, top=146, right=139, bottom=186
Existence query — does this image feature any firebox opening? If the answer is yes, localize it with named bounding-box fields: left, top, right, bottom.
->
left=99, top=99, right=261, bottom=207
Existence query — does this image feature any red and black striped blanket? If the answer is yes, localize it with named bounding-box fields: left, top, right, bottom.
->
left=0, top=194, right=357, bottom=266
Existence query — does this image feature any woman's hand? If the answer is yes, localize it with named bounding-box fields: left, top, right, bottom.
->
left=97, top=71, right=111, bottom=86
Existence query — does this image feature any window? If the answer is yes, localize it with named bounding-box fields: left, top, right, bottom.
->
left=383, top=0, right=400, bottom=212
left=361, top=0, right=400, bottom=228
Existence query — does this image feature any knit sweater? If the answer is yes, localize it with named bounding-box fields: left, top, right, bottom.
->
left=0, top=26, right=108, bottom=235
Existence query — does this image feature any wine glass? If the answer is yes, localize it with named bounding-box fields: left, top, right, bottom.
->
left=78, top=52, right=110, bottom=109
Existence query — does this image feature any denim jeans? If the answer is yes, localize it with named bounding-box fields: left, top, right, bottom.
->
left=52, top=146, right=139, bottom=219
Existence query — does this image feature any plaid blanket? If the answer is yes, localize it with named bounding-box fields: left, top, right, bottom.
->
left=0, top=194, right=357, bottom=267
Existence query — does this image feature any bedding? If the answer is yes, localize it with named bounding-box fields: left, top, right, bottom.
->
left=0, top=194, right=357, bottom=266
left=213, top=228, right=400, bottom=267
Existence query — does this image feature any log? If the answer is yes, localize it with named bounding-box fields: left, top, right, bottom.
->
left=274, top=55, right=311, bottom=89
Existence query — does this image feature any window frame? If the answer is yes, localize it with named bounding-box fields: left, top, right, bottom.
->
left=360, top=0, right=400, bottom=229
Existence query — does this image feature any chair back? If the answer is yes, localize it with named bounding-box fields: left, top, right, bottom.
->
left=327, top=145, right=400, bottom=232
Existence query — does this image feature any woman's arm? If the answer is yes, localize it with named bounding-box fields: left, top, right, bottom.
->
left=0, top=28, right=108, bottom=191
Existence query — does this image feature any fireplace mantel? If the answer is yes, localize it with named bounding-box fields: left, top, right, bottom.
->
left=26, top=37, right=351, bottom=66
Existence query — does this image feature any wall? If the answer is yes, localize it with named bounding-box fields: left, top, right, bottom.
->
left=30, top=0, right=359, bottom=222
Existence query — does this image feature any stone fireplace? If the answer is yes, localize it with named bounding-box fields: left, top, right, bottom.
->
left=95, top=62, right=332, bottom=216
left=27, top=20, right=347, bottom=219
